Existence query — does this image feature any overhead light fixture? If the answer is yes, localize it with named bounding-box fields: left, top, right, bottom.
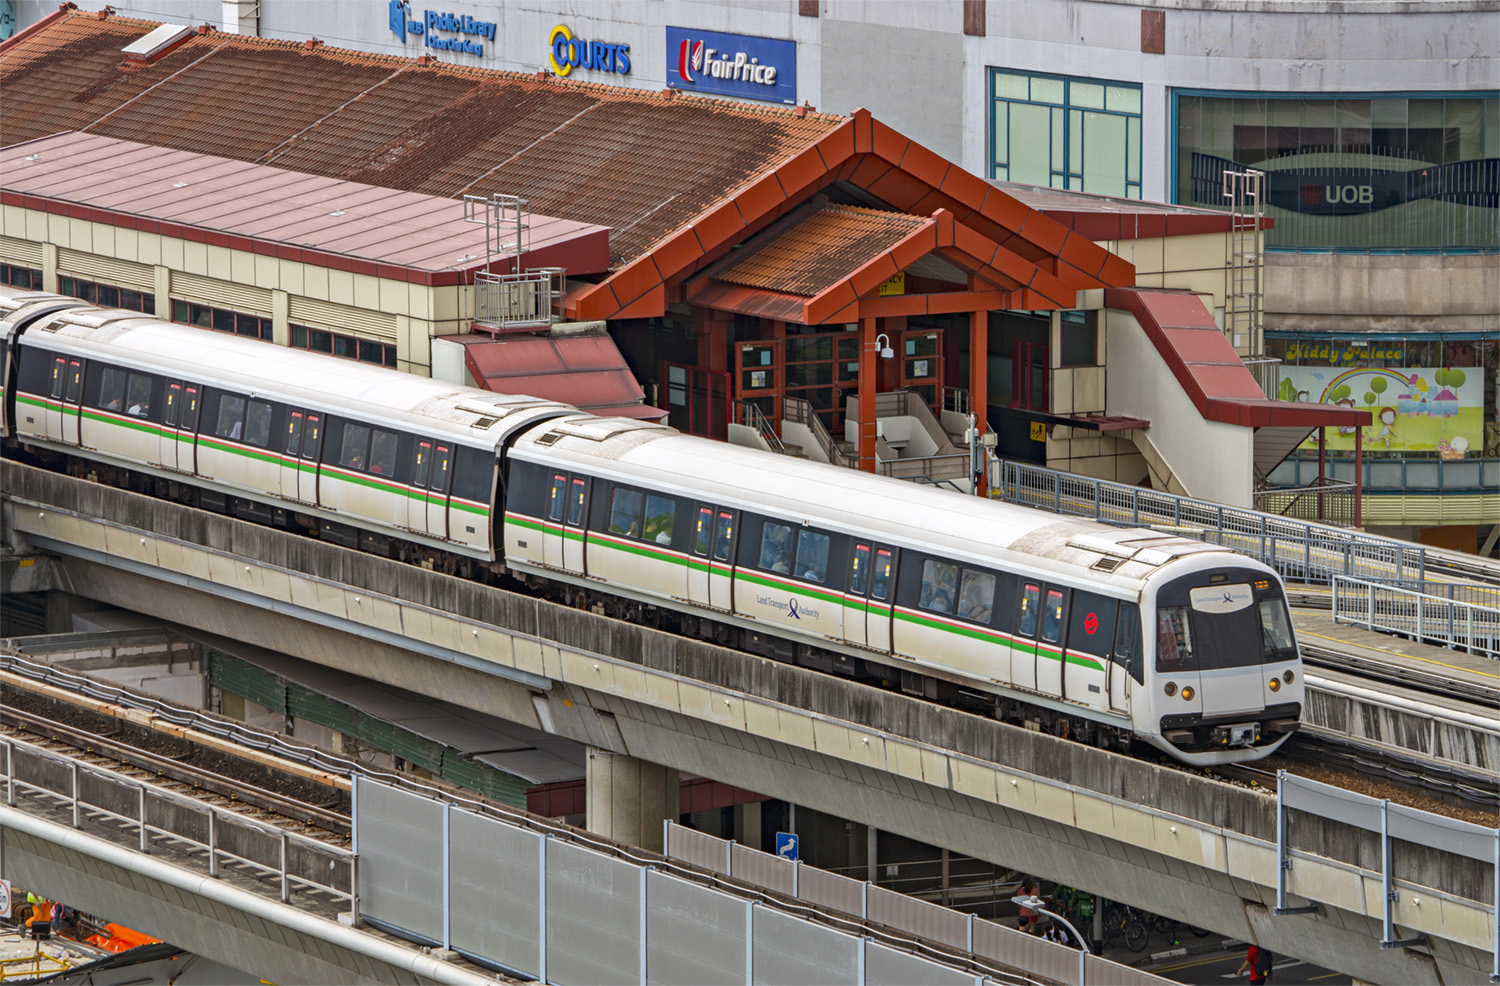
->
left=873, top=332, right=894, bottom=359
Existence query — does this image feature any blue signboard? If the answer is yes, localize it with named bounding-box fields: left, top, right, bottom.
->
left=775, top=832, right=799, bottom=861
left=666, top=26, right=796, bottom=105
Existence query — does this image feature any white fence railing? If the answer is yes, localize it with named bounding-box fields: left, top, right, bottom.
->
left=1332, top=577, right=1500, bottom=659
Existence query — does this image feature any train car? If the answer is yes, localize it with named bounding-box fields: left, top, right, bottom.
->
left=0, top=288, right=578, bottom=560
left=0, top=290, right=90, bottom=438
left=502, top=414, right=1303, bottom=766
left=1, top=288, right=1303, bottom=766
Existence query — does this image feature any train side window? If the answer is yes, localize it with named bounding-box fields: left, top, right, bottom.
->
left=165, top=384, right=183, bottom=427
left=871, top=548, right=894, bottom=601
left=850, top=543, right=871, bottom=595
left=431, top=445, right=452, bottom=493
left=957, top=570, right=995, bottom=623
left=759, top=521, right=793, bottom=574
left=286, top=411, right=304, bottom=454
left=125, top=373, right=153, bottom=417
left=99, top=367, right=127, bottom=412
left=713, top=511, right=734, bottom=562
left=369, top=429, right=398, bottom=476
left=1115, top=603, right=1142, bottom=682
left=184, top=387, right=201, bottom=432
left=65, top=361, right=82, bottom=403
left=1155, top=606, right=1193, bottom=671
left=215, top=395, right=245, bottom=440
left=643, top=495, right=675, bottom=544
left=693, top=507, right=713, bottom=556
left=568, top=478, right=586, bottom=525
left=608, top=488, right=644, bottom=537
left=1041, top=589, right=1066, bottom=643
left=919, top=559, right=958, bottom=615
left=300, top=413, right=320, bottom=459
left=339, top=423, right=370, bottom=470
left=795, top=530, right=830, bottom=583
left=1068, top=591, right=1117, bottom=652
left=548, top=474, right=567, bottom=521
left=243, top=399, right=273, bottom=448
left=49, top=357, right=65, bottom=399
left=1018, top=584, right=1041, bottom=637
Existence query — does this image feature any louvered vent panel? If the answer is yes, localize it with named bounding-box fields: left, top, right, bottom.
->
left=0, top=237, right=43, bottom=267
left=287, top=296, right=397, bottom=341
left=57, top=248, right=154, bottom=288
left=171, top=272, right=272, bottom=314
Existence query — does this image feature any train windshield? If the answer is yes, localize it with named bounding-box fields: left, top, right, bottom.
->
left=1154, top=572, right=1296, bottom=672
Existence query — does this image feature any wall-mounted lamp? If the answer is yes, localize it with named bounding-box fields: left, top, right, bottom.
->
left=873, top=333, right=895, bottom=359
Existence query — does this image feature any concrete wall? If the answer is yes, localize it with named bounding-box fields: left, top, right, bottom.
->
left=1266, top=253, right=1500, bottom=335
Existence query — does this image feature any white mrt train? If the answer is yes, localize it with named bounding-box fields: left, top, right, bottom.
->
left=1, top=288, right=1303, bottom=765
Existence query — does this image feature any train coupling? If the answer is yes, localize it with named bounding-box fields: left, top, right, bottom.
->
left=1213, top=722, right=1261, bottom=747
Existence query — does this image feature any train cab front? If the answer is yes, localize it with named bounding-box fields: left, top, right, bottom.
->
left=1145, top=566, right=1305, bottom=765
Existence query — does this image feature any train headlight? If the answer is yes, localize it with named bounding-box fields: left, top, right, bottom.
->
left=1284, top=670, right=1295, bottom=684
left=1180, top=686, right=1194, bottom=701
left=1268, top=677, right=1281, bottom=692
left=1164, top=682, right=1177, bottom=697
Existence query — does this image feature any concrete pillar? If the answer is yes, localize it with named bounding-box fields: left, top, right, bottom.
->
left=153, top=265, right=170, bottom=319
left=271, top=289, right=289, bottom=347
left=585, top=747, right=677, bottom=853
left=44, top=591, right=97, bottom=634
left=41, top=242, right=58, bottom=294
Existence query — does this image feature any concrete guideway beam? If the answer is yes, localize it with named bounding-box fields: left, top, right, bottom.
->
left=0, top=464, right=1492, bottom=984
left=0, top=807, right=495, bottom=985
left=586, top=747, right=678, bottom=854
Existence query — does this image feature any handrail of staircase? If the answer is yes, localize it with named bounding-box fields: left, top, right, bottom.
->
left=732, top=400, right=787, bottom=454
left=942, top=386, right=970, bottom=418
left=784, top=397, right=855, bottom=468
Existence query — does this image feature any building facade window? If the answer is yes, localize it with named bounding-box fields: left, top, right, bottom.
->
left=172, top=299, right=273, bottom=341
left=60, top=276, right=155, bottom=313
left=1058, top=310, right=1098, bottom=367
left=989, top=69, right=1142, bottom=198
left=1175, top=92, right=1500, bottom=252
left=291, top=324, right=398, bottom=368
left=1, top=264, right=43, bottom=290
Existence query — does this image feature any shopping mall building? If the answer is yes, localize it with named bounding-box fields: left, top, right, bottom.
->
left=5, top=0, right=1497, bottom=548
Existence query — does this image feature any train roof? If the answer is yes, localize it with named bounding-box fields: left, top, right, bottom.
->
left=512, top=417, right=1237, bottom=591
left=4, top=289, right=579, bottom=447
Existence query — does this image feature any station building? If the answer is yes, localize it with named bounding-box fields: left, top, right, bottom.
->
left=0, top=6, right=1386, bottom=518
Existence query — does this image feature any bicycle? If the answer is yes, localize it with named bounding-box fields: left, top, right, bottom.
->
left=1098, top=901, right=1149, bottom=953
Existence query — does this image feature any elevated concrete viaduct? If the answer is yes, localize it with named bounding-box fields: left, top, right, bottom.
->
left=1, top=462, right=1493, bottom=985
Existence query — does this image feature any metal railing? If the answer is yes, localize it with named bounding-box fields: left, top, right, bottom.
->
left=1, top=737, right=353, bottom=906
left=732, top=399, right=787, bottom=454
left=1331, top=577, right=1500, bottom=659
left=1241, top=355, right=1280, bottom=399
left=994, top=460, right=1427, bottom=585
left=784, top=395, right=855, bottom=467
left=1270, top=455, right=1500, bottom=493
left=473, top=267, right=563, bottom=331
left=1253, top=478, right=1358, bottom=526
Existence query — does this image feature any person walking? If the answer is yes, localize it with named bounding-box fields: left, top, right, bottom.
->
left=1236, top=943, right=1274, bottom=983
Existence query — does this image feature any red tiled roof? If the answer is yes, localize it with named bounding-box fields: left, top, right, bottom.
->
left=714, top=204, right=929, bottom=297
left=0, top=133, right=611, bottom=281
left=1105, top=288, right=1371, bottom=430
left=0, top=11, right=843, bottom=268
left=453, top=332, right=662, bottom=420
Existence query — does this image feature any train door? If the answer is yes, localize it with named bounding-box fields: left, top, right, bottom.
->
left=539, top=472, right=568, bottom=568
left=177, top=384, right=200, bottom=473
left=1036, top=587, right=1068, bottom=698
left=687, top=505, right=715, bottom=607
left=844, top=543, right=871, bottom=647
left=563, top=476, right=587, bottom=573
left=709, top=508, right=737, bottom=611
left=1108, top=603, right=1140, bottom=715
left=298, top=411, right=323, bottom=504
left=45, top=356, right=82, bottom=445
left=157, top=381, right=185, bottom=469
left=1012, top=583, right=1042, bottom=691
left=426, top=443, right=452, bottom=540
left=866, top=546, right=896, bottom=652
left=281, top=410, right=308, bottom=501
left=60, top=358, right=82, bottom=446
left=407, top=439, right=434, bottom=533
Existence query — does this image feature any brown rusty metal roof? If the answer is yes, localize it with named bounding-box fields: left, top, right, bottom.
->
left=1, top=132, right=611, bottom=279
left=714, top=203, right=929, bottom=297
left=453, top=332, right=661, bottom=419
left=0, top=12, right=843, bottom=268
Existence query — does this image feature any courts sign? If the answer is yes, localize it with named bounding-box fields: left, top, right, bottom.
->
left=549, top=24, right=631, bottom=77
left=666, top=26, right=796, bottom=104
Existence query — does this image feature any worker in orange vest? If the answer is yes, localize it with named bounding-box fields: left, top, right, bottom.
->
left=24, top=892, right=54, bottom=940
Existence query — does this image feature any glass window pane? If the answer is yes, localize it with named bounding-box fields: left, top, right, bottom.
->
left=340, top=424, right=370, bottom=470
left=568, top=479, right=586, bottom=525
left=1018, top=584, right=1040, bottom=636
left=292, top=325, right=308, bottom=348
left=608, top=489, right=643, bottom=537
left=850, top=544, right=870, bottom=595
left=991, top=101, right=1009, bottom=175
left=384, top=345, right=398, bottom=367
left=993, top=70, right=1028, bottom=100
left=759, top=521, right=792, bottom=574
left=920, top=559, right=958, bottom=615
left=286, top=412, right=303, bottom=453
left=1031, top=76, right=1064, bottom=105
left=871, top=549, right=893, bottom=600
left=333, top=335, right=356, bottom=360
left=99, top=368, right=126, bottom=411
left=65, top=363, right=82, bottom=403
left=694, top=508, right=713, bottom=556
left=1072, top=81, right=1104, bottom=110
left=301, top=414, right=320, bottom=458
left=97, top=284, right=120, bottom=308
left=1156, top=606, right=1194, bottom=671
left=644, top=494, right=675, bottom=544
left=432, top=447, right=452, bottom=492
left=413, top=443, right=432, bottom=487
left=216, top=395, right=245, bottom=439
left=1041, top=589, right=1065, bottom=643
left=1106, top=85, right=1141, bottom=114
left=172, top=300, right=189, bottom=323
left=1081, top=111, right=1128, bottom=197
left=212, top=308, right=235, bottom=333
left=795, top=530, right=829, bottom=583
left=713, top=512, right=734, bottom=562
left=957, top=571, right=995, bottom=623
left=311, top=331, right=333, bottom=354
left=358, top=338, right=384, bottom=364
left=244, top=400, right=273, bottom=447
left=369, top=429, right=398, bottom=475
left=126, top=374, right=152, bottom=417
left=1009, top=102, right=1053, bottom=186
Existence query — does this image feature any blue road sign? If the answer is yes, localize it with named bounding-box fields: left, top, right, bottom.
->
left=775, top=832, right=799, bottom=861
